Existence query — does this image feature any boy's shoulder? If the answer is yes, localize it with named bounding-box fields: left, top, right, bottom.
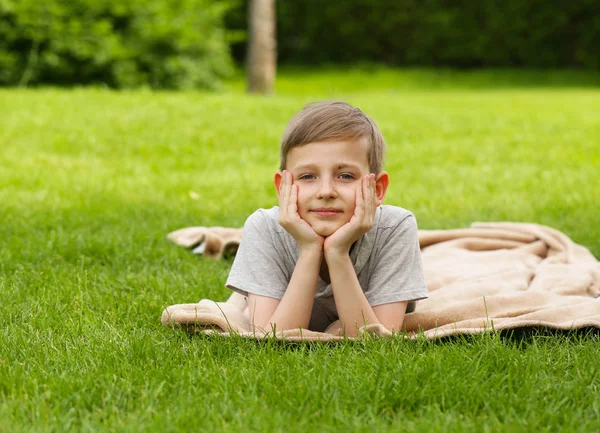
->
left=241, top=207, right=297, bottom=253
left=377, top=204, right=416, bottom=230
left=243, top=206, right=284, bottom=232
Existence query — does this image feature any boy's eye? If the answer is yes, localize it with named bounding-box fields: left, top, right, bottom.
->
left=296, top=173, right=355, bottom=181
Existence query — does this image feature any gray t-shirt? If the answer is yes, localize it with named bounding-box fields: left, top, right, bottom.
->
left=225, top=205, right=428, bottom=330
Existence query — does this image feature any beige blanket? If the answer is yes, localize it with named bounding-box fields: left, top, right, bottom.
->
left=162, top=222, right=600, bottom=341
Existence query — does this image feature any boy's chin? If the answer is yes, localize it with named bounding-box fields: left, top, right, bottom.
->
left=311, top=222, right=342, bottom=238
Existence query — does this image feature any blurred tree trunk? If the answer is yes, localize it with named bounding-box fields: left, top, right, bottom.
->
left=247, top=0, right=276, bottom=94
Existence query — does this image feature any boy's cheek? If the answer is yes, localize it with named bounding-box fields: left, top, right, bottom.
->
left=295, top=188, right=310, bottom=209
left=295, top=200, right=309, bottom=219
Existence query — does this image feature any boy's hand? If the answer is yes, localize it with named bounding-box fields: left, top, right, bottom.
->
left=278, top=170, right=324, bottom=252
left=324, top=173, right=377, bottom=257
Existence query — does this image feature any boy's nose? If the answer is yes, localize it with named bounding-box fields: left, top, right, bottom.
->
left=316, top=178, right=338, bottom=199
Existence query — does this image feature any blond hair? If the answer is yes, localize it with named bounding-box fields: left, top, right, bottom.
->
left=280, top=101, right=386, bottom=173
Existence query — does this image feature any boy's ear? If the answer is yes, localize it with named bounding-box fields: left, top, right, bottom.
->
left=274, top=171, right=284, bottom=195
left=375, top=171, right=390, bottom=206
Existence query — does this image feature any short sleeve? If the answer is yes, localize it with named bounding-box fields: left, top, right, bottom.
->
left=225, top=210, right=292, bottom=300
left=365, top=214, right=428, bottom=306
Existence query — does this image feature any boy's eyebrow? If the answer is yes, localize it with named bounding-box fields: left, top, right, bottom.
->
left=292, top=163, right=362, bottom=171
left=336, top=163, right=361, bottom=170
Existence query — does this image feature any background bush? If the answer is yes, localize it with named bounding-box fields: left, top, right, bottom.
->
left=0, top=0, right=238, bottom=89
left=227, top=0, right=600, bottom=69
left=2, top=0, right=598, bottom=89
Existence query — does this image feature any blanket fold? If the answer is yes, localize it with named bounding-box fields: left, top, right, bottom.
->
left=163, top=221, right=600, bottom=340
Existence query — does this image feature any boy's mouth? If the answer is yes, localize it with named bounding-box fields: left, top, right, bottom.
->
left=311, top=208, right=343, bottom=217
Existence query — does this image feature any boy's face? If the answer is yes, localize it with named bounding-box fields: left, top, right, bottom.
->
left=280, top=139, right=372, bottom=237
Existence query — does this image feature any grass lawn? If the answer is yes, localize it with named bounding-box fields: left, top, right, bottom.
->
left=1, top=68, right=599, bottom=432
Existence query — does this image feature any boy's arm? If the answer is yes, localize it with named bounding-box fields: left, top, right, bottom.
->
left=325, top=299, right=408, bottom=336
left=249, top=169, right=324, bottom=333
left=248, top=246, right=321, bottom=333
left=325, top=173, right=407, bottom=336
left=326, top=252, right=381, bottom=336
left=326, top=251, right=409, bottom=336
left=371, top=301, right=409, bottom=332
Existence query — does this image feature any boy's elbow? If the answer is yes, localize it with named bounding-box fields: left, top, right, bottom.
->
left=252, top=319, right=278, bottom=334
left=372, top=301, right=408, bottom=333
left=250, top=320, right=306, bottom=335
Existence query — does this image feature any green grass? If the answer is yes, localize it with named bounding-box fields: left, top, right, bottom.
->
left=1, top=68, right=599, bottom=432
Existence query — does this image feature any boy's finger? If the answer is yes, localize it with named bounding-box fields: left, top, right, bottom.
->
left=369, top=174, right=376, bottom=209
left=278, top=171, right=286, bottom=195
left=362, top=175, right=369, bottom=204
left=283, top=171, right=292, bottom=198
left=284, top=173, right=292, bottom=199
left=363, top=175, right=375, bottom=219
left=279, top=171, right=289, bottom=209
left=290, top=184, right=298, bottom=214
left=354, top=177, right=365, bottom=217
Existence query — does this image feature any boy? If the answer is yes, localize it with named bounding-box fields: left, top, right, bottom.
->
left=226, top=101, right=427, bottom=336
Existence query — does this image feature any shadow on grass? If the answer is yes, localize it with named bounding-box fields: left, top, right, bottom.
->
left=172, top=323, right=600, bottom=352
left=429, top=326, right=600, bottom=347
left=226, top=66, right=600, bottom=94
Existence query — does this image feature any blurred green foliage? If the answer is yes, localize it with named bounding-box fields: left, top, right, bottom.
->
left=227, top=0, right=600, bottom=69
left=0, top=0, right=239, bottom=89
left=2, top=0, right=598, bottom=89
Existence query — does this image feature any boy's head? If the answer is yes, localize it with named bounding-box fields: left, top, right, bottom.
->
left=275, top=101, right=390, bottom=237
left=279, top=101, right=386, bottom=174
